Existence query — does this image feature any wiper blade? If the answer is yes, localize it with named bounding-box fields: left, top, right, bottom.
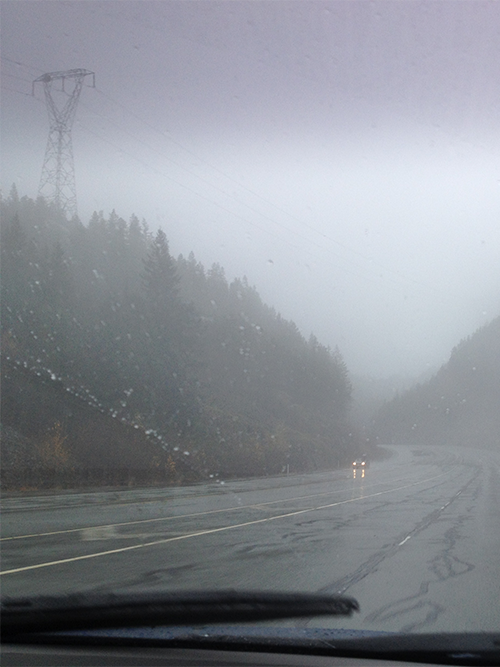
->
left=1, top=590, right=358, bottom=636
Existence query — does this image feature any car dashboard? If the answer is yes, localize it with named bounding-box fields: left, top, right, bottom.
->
left=1, top=643, right=446, bottom=667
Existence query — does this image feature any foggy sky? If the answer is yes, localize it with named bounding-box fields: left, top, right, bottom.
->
left=2, top=1, right=499, bottom=378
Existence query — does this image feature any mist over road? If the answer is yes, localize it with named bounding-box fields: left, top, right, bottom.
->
left=2, top=446, right=499, bottom=633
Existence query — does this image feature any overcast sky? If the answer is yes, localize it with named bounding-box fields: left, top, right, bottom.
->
left=2, top=1, right=499, bottom=379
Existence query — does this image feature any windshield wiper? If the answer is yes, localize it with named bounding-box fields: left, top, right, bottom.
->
left=1, top=590, right=358, bottom=636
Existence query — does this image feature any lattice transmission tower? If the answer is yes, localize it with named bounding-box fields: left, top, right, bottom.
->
left=33, top=69, right=95, bottom=218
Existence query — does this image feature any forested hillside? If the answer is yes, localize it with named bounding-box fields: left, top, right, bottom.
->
left=373, top=316, right=500, bottom=449
left=1, top=189, right=358, bottom=489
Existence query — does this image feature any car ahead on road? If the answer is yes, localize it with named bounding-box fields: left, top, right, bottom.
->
left=1, top=1, right=497, bottom=666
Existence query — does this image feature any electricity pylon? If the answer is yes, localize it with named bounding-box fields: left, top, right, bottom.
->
left=33, top=69, right=95, bottom=218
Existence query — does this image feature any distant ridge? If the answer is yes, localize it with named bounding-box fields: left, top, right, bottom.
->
left=373, top=316, right=500, bottom=450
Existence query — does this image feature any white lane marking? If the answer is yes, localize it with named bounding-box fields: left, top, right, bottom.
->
left=0, top=474, right=446, bottom=576
left=0, top=472, right=447, bottom=543
left=398, top=535, right=411, bottom=546
left=0, top=491, right=339, bottom=542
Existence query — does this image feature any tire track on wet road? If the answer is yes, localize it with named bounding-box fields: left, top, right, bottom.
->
left=0, top=472, right=448, bottom=576
left=1, top=466, right=453, bottom=543
left=313, top=466, right=480, bottom=601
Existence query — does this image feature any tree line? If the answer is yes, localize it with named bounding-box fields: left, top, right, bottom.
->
left=1, top=187, right=359, bottom=489
left=372, top=315, right=500, bottom=450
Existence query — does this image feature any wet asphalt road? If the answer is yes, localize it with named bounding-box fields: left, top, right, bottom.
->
left=1, top=445, right=499, bottom=633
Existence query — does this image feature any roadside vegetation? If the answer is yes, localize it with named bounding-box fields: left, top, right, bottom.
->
left=1, top=188, right=360, bottom=491
left=372, top=316, right=500, bottom=450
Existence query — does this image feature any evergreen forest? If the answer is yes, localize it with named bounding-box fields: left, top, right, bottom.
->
left=1, top=189, right=359, bottom=490
left=372, top=316, right=500, bottom=450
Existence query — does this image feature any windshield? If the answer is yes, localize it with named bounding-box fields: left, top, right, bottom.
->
left=1, top=0, right=499, bottom=639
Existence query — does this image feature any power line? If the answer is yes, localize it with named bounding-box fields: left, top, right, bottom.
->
left=0, top=84, right=33, bottom=98
left=78, top=122, right=302, bottom=249
left=1, top=70, right=32, bottom=84
left=94, top=87, right=431, bottom=290
left=80, top=100, right=347, bottom=258
left=3, top=55, right=433, bottom=291
left=77, top=120, right=410, bottom=293
left=1, top=56, right=45, bottom=74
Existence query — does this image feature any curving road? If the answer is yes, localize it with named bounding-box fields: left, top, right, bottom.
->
left=1, top=445, right=499, bottom=633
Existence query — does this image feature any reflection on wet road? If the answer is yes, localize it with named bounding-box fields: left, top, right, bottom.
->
left=1, top=445, right=499, bottom=633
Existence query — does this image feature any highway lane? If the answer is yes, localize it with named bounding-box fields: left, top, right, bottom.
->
left=1, top=445, right=499, bottom=633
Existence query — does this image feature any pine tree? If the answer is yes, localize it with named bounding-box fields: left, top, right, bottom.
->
left=142, top=228, right=179, bottom=305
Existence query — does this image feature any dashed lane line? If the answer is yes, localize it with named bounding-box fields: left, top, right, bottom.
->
left=0, top=471, right=453, bottom=543
left=0, top=473, right=446, bottom=576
